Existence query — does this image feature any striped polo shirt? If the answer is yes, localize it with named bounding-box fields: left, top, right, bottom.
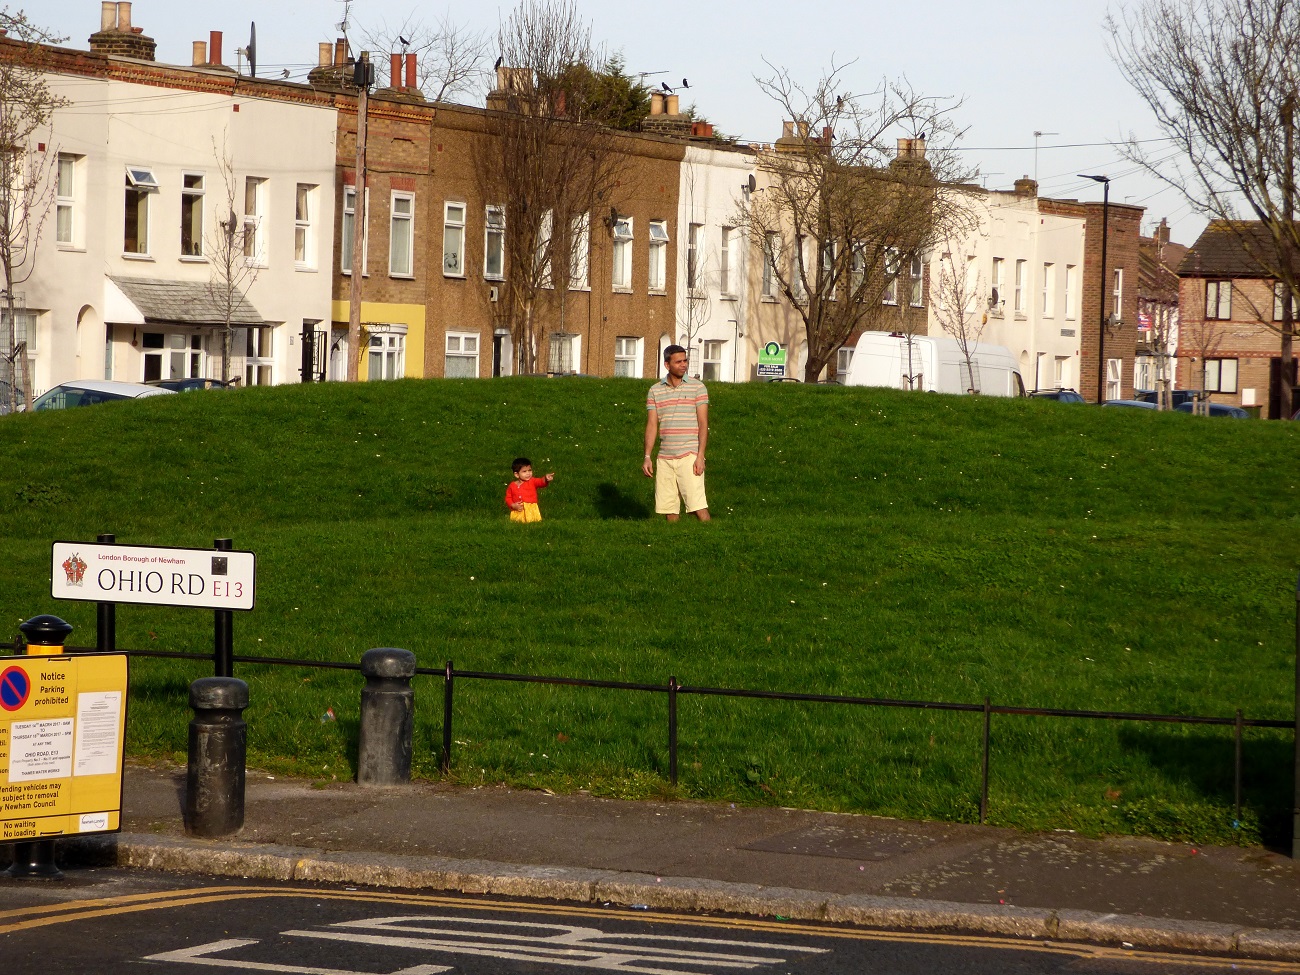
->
left=647, top=376, right=709, bottom=460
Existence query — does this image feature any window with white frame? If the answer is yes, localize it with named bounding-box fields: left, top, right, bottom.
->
left=367, top=326, right=406, bottom=380
left=1112, top=267, right=1124, bottom=320
left=1204, top=357, right=1239, bottom=393
left=179, top=173, right=204, bottom=258
left=1042, top=262, right=1055, bottom=317
left=793, top=235, right=808, bottom=303
left=649, top=219, right=669, bottom=292
left=443, top=202, right=466, bottom=277
left=820, top=241, right=836, bottom=300
left=56, top=155, right=83, bottom=248
left=1065, top=264, right=1077, bottom=319
left=1106, top=357, right=1122, bottom=400
left=909, top=254, right=924, bottom=306
left=390, top=191, right=414, bottom=277
left=701, top=339, right=724, bottom=382
left=1014, top=259, right=1027, bottom=313
left=684, top=222, right=701, bottom=292
left=720, top=226, right=734, bottom=296
left=850, top=243, right=865, bottom=297
left=836, top=346, right=853, bottom=383
left=142, top=330, right=203, bottom=383
left=614, top=336, right=642, bottom=377
left=536, top=209, right=553, bottom=288
left=612, top=216, right=633, bottom=290
left=990, top=257, right=1004, bottom=309
left=243, top=176, right=267, bottom=265
left=246, top=327, right=275, bottom=385
left=1054, top=356, right=1069, bottom=388
left=548, top=332, right=580, bottom=374
left=295, top=184, right=315, bottom=268
left=882, top=248, right=899, bottom=305
left=484, top=205, right=505, bottom=280
left=341, top=185, right=368, bottom=274
left=1, top=308, right=37, bottom=358
left=124, top=167, right=157, bottom=255
left=569, top=213, right=589, bottom=289
left=762, top=233, right=780, bottom=298
left=445, top=331, right=479, bottom=377
left=1206, top=279, right=1231, bottom=319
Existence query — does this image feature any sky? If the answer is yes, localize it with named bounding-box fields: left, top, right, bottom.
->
left=34, top=0, right=1205, bottom=244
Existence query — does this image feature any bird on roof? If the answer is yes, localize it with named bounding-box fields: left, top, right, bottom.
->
left=495, top=55, right=504, bottom=70
left=661, top=81, right=673, bottom=93
left=681, top=78, right=689, bottom=88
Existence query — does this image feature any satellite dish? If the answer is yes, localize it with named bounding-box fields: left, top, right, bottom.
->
left=747, top=174, right=756, bottom=193
left=247, top=22, right=257, bottom=77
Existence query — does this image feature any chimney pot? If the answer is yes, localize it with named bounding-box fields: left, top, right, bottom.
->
left=334, top=38, right=347, bottom=67
left=666, top=93, right=679, bottom=115
left=318, top=42, right=331, bottom=67
left=650, top=92, right=664, bottom=115
left=192, top=40, right=207, bottom=66
left=390, top=53, right=401, bottom=88
left=405, top=53, right=416, bottom=89
left=209, top=30, right=223, bottom=65
left=100, top=2, right=116, bottom=32
left=117, top=2, right=132, bottom=31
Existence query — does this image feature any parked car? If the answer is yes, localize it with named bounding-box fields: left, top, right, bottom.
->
left=146, top=377, right=235, bottom=392
left=1174, top=402, right=1251, bottom=418
left=1030, top=388, right=1085, bottom=403
left=1134, top=389, right=1202, bottom=408
left=30, top=379, right=175, bottom=411
left=1101, top=399, right=1159, bottom=409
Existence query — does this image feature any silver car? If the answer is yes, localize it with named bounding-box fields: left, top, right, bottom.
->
left=30, top=379, right=176, bottom=411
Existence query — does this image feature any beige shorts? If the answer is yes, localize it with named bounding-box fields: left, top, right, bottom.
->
left=655, top=453, right=708, bottom=514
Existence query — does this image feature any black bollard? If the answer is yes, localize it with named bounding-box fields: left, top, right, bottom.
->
left=184, top=677, right=248, bottom=837
left=357, top=648, right=416, bottom=786
left=6, top=615, right=75, bottom=880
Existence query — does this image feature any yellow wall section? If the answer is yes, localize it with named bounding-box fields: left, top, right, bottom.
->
left=331, top=301, right=427, bottom=379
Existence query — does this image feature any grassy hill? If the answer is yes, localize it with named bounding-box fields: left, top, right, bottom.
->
left=1, top=378, right=1296, bottom=845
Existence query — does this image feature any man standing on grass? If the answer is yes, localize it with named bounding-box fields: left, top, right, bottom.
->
left=643, top=345, right=710, bottom=522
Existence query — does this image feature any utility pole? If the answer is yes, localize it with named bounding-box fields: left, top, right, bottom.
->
left=1281, top=96, right=1295, bottom=420
left=347, top=52, right=372, bottom=382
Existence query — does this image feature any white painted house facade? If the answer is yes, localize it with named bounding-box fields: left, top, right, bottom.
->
left=20, top=34, right=336, bottom=398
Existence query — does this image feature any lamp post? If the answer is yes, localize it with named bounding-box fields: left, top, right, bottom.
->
left=1078, top=174, right=1111, bottom=402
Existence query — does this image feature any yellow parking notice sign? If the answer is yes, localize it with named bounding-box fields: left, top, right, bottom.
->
left=0, top=654, right=127, bottom=841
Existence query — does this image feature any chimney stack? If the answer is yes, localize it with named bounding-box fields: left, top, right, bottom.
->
left=89, top=1, right=156, bottom=60
left=1013, top=176, right=1039, bottom=197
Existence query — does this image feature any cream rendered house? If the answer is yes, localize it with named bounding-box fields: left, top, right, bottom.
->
left=17, top=9, right=336, bottom=397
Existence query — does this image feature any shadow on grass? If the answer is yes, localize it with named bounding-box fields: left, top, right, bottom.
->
left=594, top=482, right=650, bottom=520
left=1118, top=726, right=1293, bottom=850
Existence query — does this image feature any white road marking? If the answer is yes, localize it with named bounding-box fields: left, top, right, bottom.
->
left=143, top=938, right=453, bottom=974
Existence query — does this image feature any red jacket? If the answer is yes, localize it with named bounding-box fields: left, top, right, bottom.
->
left=505, top=477, right=548, bottom=508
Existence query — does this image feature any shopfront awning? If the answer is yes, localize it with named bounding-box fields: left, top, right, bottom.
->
left=106, top=276, right=267, bottom=328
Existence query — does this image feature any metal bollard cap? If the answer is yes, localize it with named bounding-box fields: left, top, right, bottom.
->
left=190, top=676, right=250, bottom=711
left=18, top=615, right=74, bottom=647
left=361, top=647, right=417, bottom=679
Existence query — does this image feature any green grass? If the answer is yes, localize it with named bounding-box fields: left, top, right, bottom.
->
left=1, top=378, right=1297, bottom=846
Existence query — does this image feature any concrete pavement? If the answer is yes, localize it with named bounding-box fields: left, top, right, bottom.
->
left=45, top=763, right=1300, bottom=962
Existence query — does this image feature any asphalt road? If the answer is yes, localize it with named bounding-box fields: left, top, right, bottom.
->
left=0, top=871, right=1297, bottom=975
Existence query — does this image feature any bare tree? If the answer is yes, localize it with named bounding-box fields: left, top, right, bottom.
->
left=931, top=241, right=988, bottom=392
left=678, top=164, right=714, bottom=373
left=1108, top=0, right=1300, bottom=416
left=361, top=12, right=490, bottom=104
left=735, top=59, right=973, bottom=383
left=205, top=142, right=262, bottom=383
left=476, top=0, right=627, bottom=375
left=0, top=9, right=66, bottom=412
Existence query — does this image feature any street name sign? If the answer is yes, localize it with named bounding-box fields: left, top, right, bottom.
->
left=52, top=541, right=256, bottom=611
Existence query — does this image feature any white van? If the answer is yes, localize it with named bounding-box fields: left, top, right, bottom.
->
left=844, top=332, right=1026, bottom=398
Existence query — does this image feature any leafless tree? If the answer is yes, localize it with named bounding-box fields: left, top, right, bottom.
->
left=205, top=142, right=262, bottom=383
left=678, top=163, right=714, bottom=373
left=735, top=59, right=974, bottom=383
left=931, top=241, right=988, bottom=392
left=1108, top=0, right=1300, bottom=416
left=475, top=0, right=627, bottom=375
left=361, top=12, right=490, bottom=104
left=0, top=9, right=66, bottom=412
